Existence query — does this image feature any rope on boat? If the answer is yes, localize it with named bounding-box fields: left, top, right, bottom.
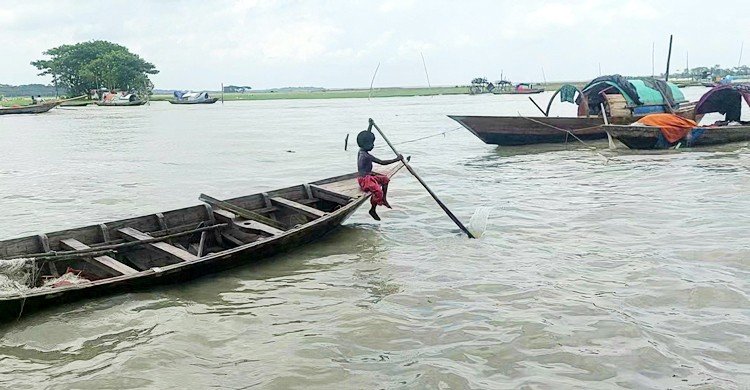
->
left=517, top=113, right=613, bottom=163
left=345, top=126, right=462, bottom=151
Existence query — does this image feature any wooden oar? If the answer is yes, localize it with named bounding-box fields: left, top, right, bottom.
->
left=368, top=118, right=475, bottom=238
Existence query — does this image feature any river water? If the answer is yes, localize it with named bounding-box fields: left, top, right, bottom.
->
left=0, top=88, right=748, bottom=389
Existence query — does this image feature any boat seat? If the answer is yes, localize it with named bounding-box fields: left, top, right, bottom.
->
left=270, top=197, right=327, bottom=218
left=308, top=184, right=352, bottom=205
left=117, top=227, right=198, bottom=262
left=212, top=209, right=285, bottom=236
left=60, top=238, right=138, bottom=276
left=199, top=194, right=286, bottom=230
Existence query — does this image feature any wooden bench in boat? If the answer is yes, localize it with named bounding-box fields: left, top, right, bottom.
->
left=270, top=197, right=327, bottom=218
left=117, top=227, right=198, bottom=262
left=60, top=238, right=138, bottom=275
left=212, top=209, right=285, bottom=236
left=199, top=194, right=286, bottom=230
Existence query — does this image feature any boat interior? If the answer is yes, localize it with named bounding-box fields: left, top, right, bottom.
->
left=0, top=175, right=364, bottom=288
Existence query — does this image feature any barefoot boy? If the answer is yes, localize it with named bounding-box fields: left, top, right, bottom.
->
left=356, top=130, right=403, bottom=220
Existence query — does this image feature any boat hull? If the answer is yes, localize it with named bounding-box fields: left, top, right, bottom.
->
left=604, top=125, right=750, bottom=149
left=448, top=115, right=613, bottom=146
left=0, top=102, right=58, bottom=115
left=94, top=100, right=147, bottom=106
left=168, top=98, right=219, bottom=104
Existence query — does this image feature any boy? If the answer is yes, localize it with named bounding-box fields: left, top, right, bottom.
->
left=356, top=130, right=403, bottom=221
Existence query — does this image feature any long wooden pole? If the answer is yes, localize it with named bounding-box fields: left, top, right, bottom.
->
left=368, top=118, right=475, bottom=238
left=665, top=35, right=673, bottom=81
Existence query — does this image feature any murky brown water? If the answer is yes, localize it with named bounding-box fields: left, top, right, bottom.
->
left=1, top=88, right=748, bottom=389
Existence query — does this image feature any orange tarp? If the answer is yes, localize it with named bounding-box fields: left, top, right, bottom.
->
left=636, top=113, right=697, bottom=143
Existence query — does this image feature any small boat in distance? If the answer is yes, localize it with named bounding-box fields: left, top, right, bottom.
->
left=94, top=91, right=147, bottom=106
left=492, top=82, right=545, bottom=95
left=0, top=163, right=403, bottom=322
left=169, top=91, right=219, bottom=104
left=0, top=101, right=59, bottom=115
left=449, top=75, right=697, bottom=146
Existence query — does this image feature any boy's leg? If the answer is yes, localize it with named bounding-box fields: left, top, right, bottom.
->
left=374, top=175, right=392, bottom=209
left=369, top=203, right=380, bottom=221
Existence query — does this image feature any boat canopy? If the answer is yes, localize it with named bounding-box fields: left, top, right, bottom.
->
left=579, top=75, right=685, bottom=110
left=174, top=91, right=211, bottom=101
left=695, top=83, right=750, bottom=122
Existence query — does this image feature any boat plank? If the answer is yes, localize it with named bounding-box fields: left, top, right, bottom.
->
left=60, top=239, right=138, bottom=275
left=117, top=227, right=198, bottom=262
left=199, top=194, right=286, bottom=230
left=270, top=197, right=326, bottom=218
left=213, top=209, right=285, bottom=236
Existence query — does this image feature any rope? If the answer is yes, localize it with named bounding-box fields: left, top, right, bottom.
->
left=393, top=127, right=462, bottom=146
left=517, top=114, right=613, bottom=163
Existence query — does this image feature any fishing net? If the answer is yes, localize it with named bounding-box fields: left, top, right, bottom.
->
left=468, top=207, right=492, bottom=238
left=0, top=258, right=35, bottom=296
left=42, top=271, right=90, bottom=288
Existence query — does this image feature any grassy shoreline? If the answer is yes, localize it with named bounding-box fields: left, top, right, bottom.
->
left=151, top=82, right=580, bottom=102
left=2, top=82, right=583, bottom=106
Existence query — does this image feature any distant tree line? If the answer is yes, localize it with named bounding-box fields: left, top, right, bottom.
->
left=0, top=83, right=64, bottom=98
left=223, top=85, right=252, bottom=93
left=668, top=65, right=750, bottom=79
left=31, top=40, right=158, bottom=97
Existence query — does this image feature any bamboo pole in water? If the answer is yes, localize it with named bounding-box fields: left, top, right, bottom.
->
left=368, top=118, right=475, bottom=239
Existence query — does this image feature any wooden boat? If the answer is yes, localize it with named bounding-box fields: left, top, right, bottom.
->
left=0, top=164, right=402, bottom=322
left=60, top=100, right=93, bottom=107
left=94, top=100, right=147, bottom=106
left=168, top=97, right=219, bottom=105
left=492, top=82, right=545, bottom=95
left=604, top=83, right=750, bottom=149
left=450, top=76, right=697, bottom=146
left=169, top=91, right=219, bottom=104
left=0, top=101, right=58, bottom=115
left=603, top=124, right=750, bottom=149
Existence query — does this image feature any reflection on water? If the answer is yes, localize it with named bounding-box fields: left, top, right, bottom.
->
left=1, top=90, right=748, bottom=388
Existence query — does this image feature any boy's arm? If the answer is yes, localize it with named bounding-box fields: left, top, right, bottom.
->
left=371, top=154, right=404, bottom=165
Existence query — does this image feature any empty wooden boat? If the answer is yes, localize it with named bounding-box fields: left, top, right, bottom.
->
left=0, top=164, right=402, bottom=322
left=0, top=101, right=58, bottom=115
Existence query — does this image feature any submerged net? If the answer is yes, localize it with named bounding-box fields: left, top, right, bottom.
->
left=468, top=207, right=492, bottom=238
left=0, top=258, right=35, bottom=296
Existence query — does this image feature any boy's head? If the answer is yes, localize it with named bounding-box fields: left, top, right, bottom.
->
left=357, top=130, right=375, bottom=151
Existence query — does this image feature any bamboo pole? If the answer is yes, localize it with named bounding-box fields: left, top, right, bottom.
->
left=368, top=118, right=475, bottom=238
left=665, top=35, right=673, bottom=81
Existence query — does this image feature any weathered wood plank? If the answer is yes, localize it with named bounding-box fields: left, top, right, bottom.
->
left=60, top=238, right=138, bottom=275
left=117, top=227, right=198, bottom=262
left=213, top=209, right=285, bottom=236
left=199, top=194, right=286, bottom=230
left=270, top=197, right=327, bottom=218
left=308, top=184, right=352, bottom=205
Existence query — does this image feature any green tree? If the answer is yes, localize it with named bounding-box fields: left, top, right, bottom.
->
left=31, top=40, right=158, bottom=96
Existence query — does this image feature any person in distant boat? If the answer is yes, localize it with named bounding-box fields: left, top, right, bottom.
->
left=357, top=129, right=403, bottom=221
left=36, top=95, right=43, bottom=103
left=30, top=96, right=37, bottom=104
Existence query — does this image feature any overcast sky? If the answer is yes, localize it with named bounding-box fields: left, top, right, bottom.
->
left=1, top=0, right=747, bottom=90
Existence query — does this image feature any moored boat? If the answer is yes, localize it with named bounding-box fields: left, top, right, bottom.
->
left=492, top=82, right=545, bottom=95
left=0, top=163, right=403, bottom=322
left=604, top=83, right=750, bottom=149
left=169, top=91, right=219, bottom=104
left=0, top=101, right=58, bottom=115
left=60, top=100, right=93, bottom=107
left=449, top=75, right=697, bottom=146
left=94, top=99, right=147, bottom=106
left=603, top=123, right=750, bottom=149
